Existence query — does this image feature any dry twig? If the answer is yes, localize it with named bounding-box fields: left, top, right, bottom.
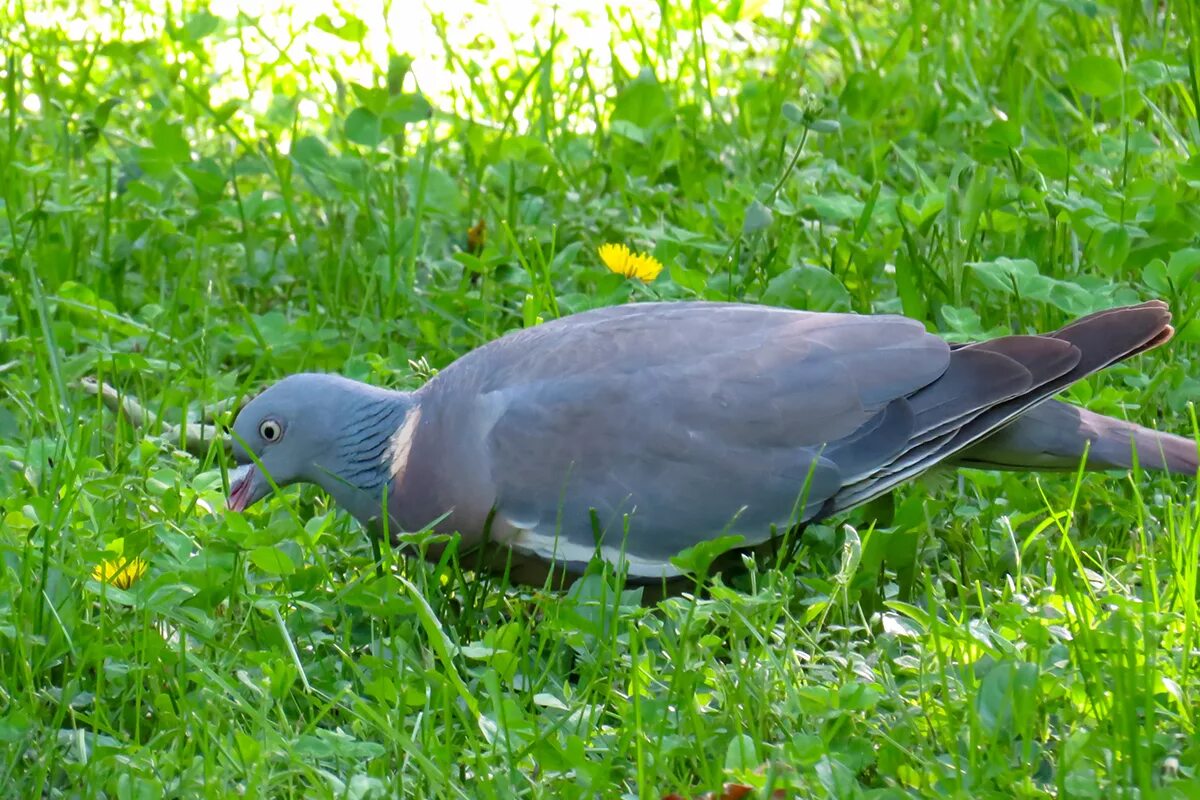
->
left=78, top=377, right=232, bottom=458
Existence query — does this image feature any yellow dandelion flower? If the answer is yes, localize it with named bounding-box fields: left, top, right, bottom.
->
left=598, top=243, right=663, bottom=282
left=92, top=556, right=148, bottom=590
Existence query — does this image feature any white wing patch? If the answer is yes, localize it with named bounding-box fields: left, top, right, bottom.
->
left=505, top=515, right=689, bottom=579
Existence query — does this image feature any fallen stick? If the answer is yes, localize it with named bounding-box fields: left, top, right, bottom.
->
left=78, top=377, right=232, bottom=458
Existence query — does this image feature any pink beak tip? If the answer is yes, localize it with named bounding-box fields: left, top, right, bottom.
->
left=227, top=464, right=256, bottom=512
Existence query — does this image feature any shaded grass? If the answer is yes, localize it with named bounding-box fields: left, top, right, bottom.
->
left=2, top=0, right=1200, bottom=796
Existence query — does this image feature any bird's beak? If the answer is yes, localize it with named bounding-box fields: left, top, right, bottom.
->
left=227, top=463, right=269, bottom=512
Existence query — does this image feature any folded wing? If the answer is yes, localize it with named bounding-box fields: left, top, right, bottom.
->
left=464, top=301, right=1170, bottom=578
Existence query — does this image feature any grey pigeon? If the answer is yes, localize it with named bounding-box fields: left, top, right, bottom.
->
left=226, top=300, right=1196, bottom=586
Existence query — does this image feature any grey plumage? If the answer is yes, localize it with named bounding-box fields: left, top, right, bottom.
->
left=226, top=300, right=1196, bottom=584
left=954, top=399, right=1197, bottom=473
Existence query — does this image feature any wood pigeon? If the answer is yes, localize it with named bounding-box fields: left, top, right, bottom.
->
left=226, top=300, right=1196, bottom=586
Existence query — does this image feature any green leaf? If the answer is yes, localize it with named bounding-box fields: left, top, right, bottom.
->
left=1025, top=147, right=1069, bottom=180
left=1143, top=258, right=1170, bottom=295
left=1043, top=282, right=1095, bottom=314
left=762, top=265, right=851, bottom=311
left=1067, top=55, right=1123, bottom=96
left=724, top=733, right=759, bottom=771
left=1094, top=225, right=1131, bottom=273
left=351, top=83, right=389, bottom=114
left=93, top=98, right=120, bottom=129
left=670, top=533, right=744, bottom=576
left=388, top=54, right=414, bottom=94
left=549, top=241, right=584, bottom=273
left=609, top=119, right=647, bottom=144
left=610, top=68, right=670, bottom=130
left=345, top=108, right=382, bottom=148
left=975, top=661, right=1038, bottom=734
left=802, top=193, right=863, bottom=223
left=498, top=135, right=551, bottom=163
left=1167, top=248, right=1200, bottom=285
left=249, top=546, right=295, bottom=576
left=149, top=118, right=189, bottom=163
left=233, top=731, right=261, bottom=763
left=839, top=72, right=884, bottom=119
left=975, top=661, right=1013, bottom=732
left=1181, top=155, right=1200, bottom=186
left=407, top=165, right=460, bottom=215
left=181, top=157, right=227, bottom=200
left=212, top=100, right=238, bottom=125
left=789, top=733, right=827, bottom=767
left=742, top=199, right=773, bottom=235
left=966, top=257, right=1095, bottom=314
left=893, top=258, right=928, bottom=321
left=291, top=136, right=330, bottom=171
left=970, top=257, right=1042, bottom=293
left=669, top=262, right=708, bottom=294
left=384, top=93, right=433, bottom=126
left=781, top=101, right=806, bottom=124
left=815, top=755, right=858, bottom=796
left=838, top=680, right=883, bottom=711
left=58, top=283, right=137, bottom=330
left=1128, top=59, right=1173, bottom=88
left=315, top=12, right=367, bottom=43
left=178, top=10, right=220, bottom=43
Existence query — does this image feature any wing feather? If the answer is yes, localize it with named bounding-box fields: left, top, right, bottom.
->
left=467, top=303, right=949, bottom=576
left=416, top=300, right=1175, bottom=580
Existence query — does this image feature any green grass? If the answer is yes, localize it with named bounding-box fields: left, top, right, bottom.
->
left=3, top=0, right=1200, bottom=796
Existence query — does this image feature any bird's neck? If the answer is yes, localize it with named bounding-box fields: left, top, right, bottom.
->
left=313, top=388, right=417, bottom=527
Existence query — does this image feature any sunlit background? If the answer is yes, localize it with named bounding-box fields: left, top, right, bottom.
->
left=18, top=0, right=818, bottom=138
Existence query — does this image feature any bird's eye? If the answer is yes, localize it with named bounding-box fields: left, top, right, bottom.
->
left=259, top=419, right=283, bottom=443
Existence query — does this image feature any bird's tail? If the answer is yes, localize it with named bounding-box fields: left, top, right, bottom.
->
left=952, top=398, right=1199, bottom=475
left=951, top=301, right=1196, bottom=476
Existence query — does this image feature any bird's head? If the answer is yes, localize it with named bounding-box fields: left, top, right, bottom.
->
left=225, top=373, right=408, bottom=513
